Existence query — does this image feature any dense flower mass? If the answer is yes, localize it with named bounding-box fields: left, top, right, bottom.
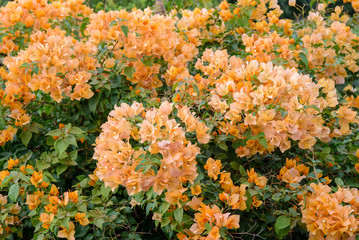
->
left=93, top=101, right=207, bottom=195
left=0, top=0, right=359, bottom=239
left=0, top=0, right=92, bottom=53
left=183, top=50, right=353, bottom=156
left=3, top=28, right=98, bottom=103
left=301, top=183, right=359, bottom=240
left=85, top=8, right=198, bottom=89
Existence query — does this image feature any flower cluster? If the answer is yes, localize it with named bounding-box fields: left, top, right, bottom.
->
left=86, top=8, right=197, bottom=89
left=93, top=101, right=207, bottom=195
left=3, top=28, right=98, bottom=103
left=0, top=28, right=98, bottom=146
left=175, top=8, right=224, bottom=45
left=242, top=32, right=297, bottom=68
left=0, top=0, right=359, bottom=239
left=189, top=50, right=350, bottom=156
left=183, top=203, right=240, bottom=239
left=0, top=0, right=92, bottom=53
left=277, top=158, right=309, bottom=187
left=298, top=8, right=359, bottom=84
left=301, top=183, right=359, bottom=240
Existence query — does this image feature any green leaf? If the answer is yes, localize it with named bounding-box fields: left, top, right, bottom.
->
left=95, top=1, right=104, bottom=11
left=173, top=208, right=183, bottom=223
left=275, top=216, right=290, bottom=237
left=60, top=217, right=70, bottom=230
left=142, top=164, right=152, bottom=174
left=94, top=218, right=104, bottom=229
left=101, top=185, right=112, bottom=199
left=192, top=83, right=200, bottom=96
left=89, top=93, right=101, bottom=113
left=124, top=66, right=135, bottom=79
left=161, top=202, right=171, bottom=214
left=239, top=165, right=246, bottom=175
left=56, top=165, right=68, bottom=176
left=46, top=129, right=61, bottom=137
left=54, top=139, right=69, bottom=156
left=69, top=150, right=78, bottom=161
left=142, top=56, right=154, bottom=66
left=161, top=217, right=171, bottom=227
left=91, top=197, right=102, bottom=204
left=0, top=117, right=5, bottom=129
left=259, top=137, right=268, bottom=149
left=237, top=16, right=249, bottom=28
left=65, top=135, right=78, bottom=147
left=28, top=209, right=37, bottom=217
left=69, top=127, right=85, bottom=135
left=299, top=52, right=308, bottom=68
left=218, top=142, right=228, bottom=151
left=230, top=161, right=239, bottom=170
left=9, top=184, right=20, bottom=202
left=120, top=25, right=129, bottom=37
left=20, top=131, right=32, bottom=146
left=205, top=222, right=212, bottom=231
left=335, top=178, right=344, bottom=186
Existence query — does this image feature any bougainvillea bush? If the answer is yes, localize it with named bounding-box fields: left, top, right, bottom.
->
left=0, top=0, right=359, bottom=239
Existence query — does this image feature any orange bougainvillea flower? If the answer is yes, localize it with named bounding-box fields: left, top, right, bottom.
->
left=165, top=189, right=188, bottom=207
left=251, top=196, right=263, bottom=209
left=247, top=168, right=267, bottom=188
left=7, top=158, right=19, bottom=170
left=39, top=213, right=54, bottom=229
left=208, top=226, right=220, bottom=240
left=26, top=194, right=41, bottom=210
left=94, top=101, right=200, bottom=195
left=190, top=185, right=202, bottom=195
left=0, top=194, right=7, bottom=205
left=75, top=213, right=90, bottom=226
left=58, top=192, right=70, bottom=206
left=50, top=185, right=59, bottom=196
left=0, top=170, right=10, bottom=185
left=278, top=158, right=309, bottom=187
left=68, top=191, right=78, bottom=203
left=204, top=158, right=222, bottom=180
left=30, top=171, right=43, bottom=187
left=44, top=203, right=58, bottom=215
left=57, top=221, right=75, bottom=240
left=301, top=183, right=359, bottom=240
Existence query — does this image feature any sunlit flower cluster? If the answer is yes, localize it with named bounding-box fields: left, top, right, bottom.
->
left=301, top=183, right=359, bottom=240
left=0, top=0, right=92, bottom=54
left=93, top=101, right=210, bottom=195
left=0, top=28, right=98, bottom=146
left=189, top=49, right=350, bottom=156
left=175, top=8, right=224, bottom=45
left=3, top=28, right=98, bottom=103
left=86, top=8, right=198, bottom=89
left=180, top=203, right=240, bottom=240
left=277, top=158, right=309, bottom=187
left=298, top=8, right=359, bottom=84
left=0, top=159, right=90, bottom=240
left=242, top=32, right=297, bottom=68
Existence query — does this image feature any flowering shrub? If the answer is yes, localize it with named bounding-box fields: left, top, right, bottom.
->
left=0, top=0, right=359, bottom=239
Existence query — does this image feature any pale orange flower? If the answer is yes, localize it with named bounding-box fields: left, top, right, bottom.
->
left=57, top=221, right=75, bottom=240
left=204, top=158, right=222, bottom=180
left=75, top=213, right=90, bottom=226
left=26, top=194, right=41, bottom=210
left=39, top=213, right=54, bottom=229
